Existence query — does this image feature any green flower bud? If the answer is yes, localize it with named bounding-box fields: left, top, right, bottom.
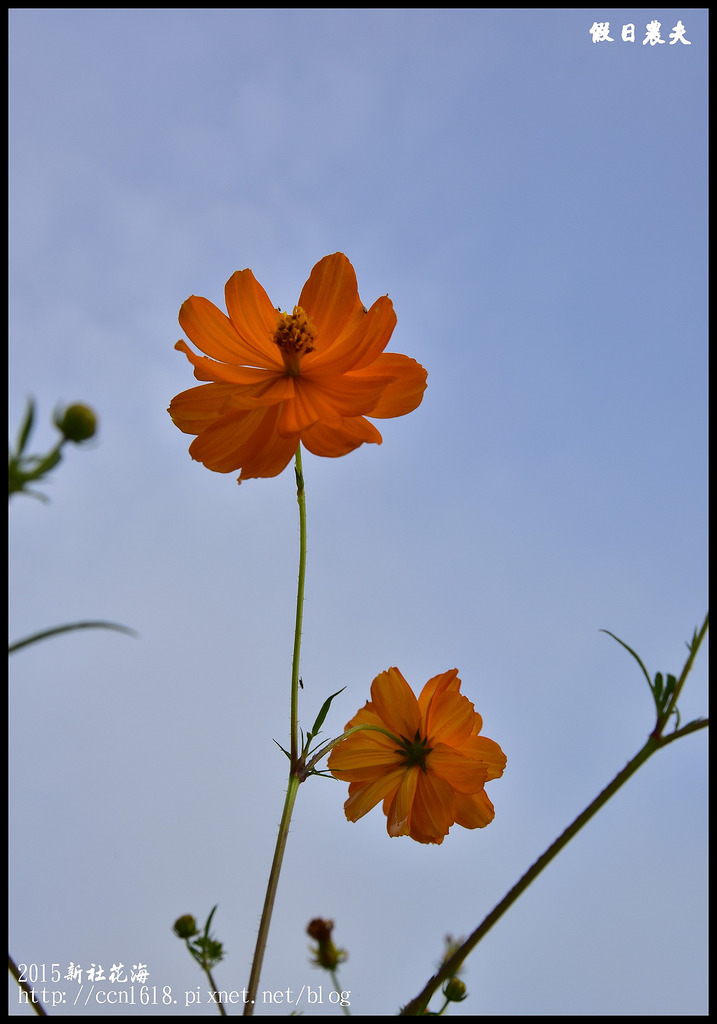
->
left=173, top=914, right=199, bottom=939
left=443, top=977, right=467, bottom=1002
left=55, top=404, right=97, bottom=443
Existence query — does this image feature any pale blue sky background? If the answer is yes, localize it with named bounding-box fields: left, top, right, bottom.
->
left=9, top=9, right=707, bottom=1017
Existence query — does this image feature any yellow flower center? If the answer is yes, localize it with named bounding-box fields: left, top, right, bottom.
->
left=272, top=306, right=317, bottom=376
left=395, top=730, right=433, bottom=773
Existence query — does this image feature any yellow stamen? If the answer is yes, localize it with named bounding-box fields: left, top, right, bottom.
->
left=273, top=306, right=317, bottom=375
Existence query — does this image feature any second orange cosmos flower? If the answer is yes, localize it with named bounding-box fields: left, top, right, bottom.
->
left=169, top=253, right=427, bottom=483
left=328, top=668, right=507, bottom=845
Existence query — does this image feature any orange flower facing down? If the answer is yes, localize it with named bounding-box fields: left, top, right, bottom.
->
left=169, top=253, right=427, bottom=483
left=328, top=668, right=506, bottom=845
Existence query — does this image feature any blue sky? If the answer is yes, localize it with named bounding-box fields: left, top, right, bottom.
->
left=9, top=9, right=707, bottom=1017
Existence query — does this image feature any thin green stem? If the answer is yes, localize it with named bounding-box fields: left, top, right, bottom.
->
left=244, top=777, right=301, bottom=1015
left=329, top=967, right=351, bottom=1016
left=290, top=446, right=307, bottom=765
left=656, top=611, right=709, bottom=736
left=203, top=965, right=227, bottom=1016
left=244, top=448, right=308, bottom=1016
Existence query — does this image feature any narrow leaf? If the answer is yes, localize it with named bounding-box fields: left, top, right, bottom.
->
left=15, top=398, right=36, bottom=455
left=203, top=905, right=218, bottom=939
left=307, top=687, right=346, bottom=743
left=9, top=620, right=136, bottom=655
left=600, top=629, right=653, bottom=691
left=653, top=672, right=663, bottom=701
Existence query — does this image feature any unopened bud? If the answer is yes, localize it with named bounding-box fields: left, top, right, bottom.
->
left=443, top=977, right=467, bottom=1002
left=173, top=914, right=199, bottom=939
left=55, top=403, right=97, bottom=443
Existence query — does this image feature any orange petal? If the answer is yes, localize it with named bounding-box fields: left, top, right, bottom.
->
left=424, top=690, right=476, bottom=747
left=370, top=668, right=422, bottom=741
left=419, top=670, right=462, bottom=699
left=340, top=700, right=385, bottom=733
left=277, top=374, right=388, bottom=436
left=187, top=408, right=267, bottom=472
left=360, top=354, right=428, bottom=419
left=169, top=382, right=243, bottom=435
left=174, top=339, right=284, bottom=388
left=344, top=772, right=404, bottom=823
left=303, top=295, right=396, bottom=376
left=234, top=406, right=300, bottom=481
left=179, top=295, right=280, bottom=371
left=407, top=771, right=455, bottom=844
left=385, top=766, right=419, bottom=837
left=179, top=374, right=295, bottom=418
left=175, top=341, right=300, bottom=411
left=297, top=253, right=367, bottom=351
left=427, top=744, right=492, bottom=794
left=277, top=382, right=341, bottom=436
left=460, top=736, right=507, bottom=781
left=328, top=733, right=403, bottom=780
left=178, top=296, right=245, bottom=364
left=231, top=375, right=297, bottom=409
left=418, top=670, right=461, bottom=717
left=299, top=372, right=389, bottom=419
left=301, top=417, right=382, bottom=458
left=328, top=699, right=404, bottom=781
left=224, top=269, right=286, bottom=367
left=454, top=789, right=496, bottom=829
left=186, top=405, right=297, bottom=479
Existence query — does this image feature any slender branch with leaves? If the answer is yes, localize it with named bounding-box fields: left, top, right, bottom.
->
left=399, top=614, right=708, bottom=1015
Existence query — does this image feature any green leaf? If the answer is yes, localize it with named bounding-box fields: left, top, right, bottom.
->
left=653, top=672, right=664, bottom=701
left=662, top=673, right=678, bottom=712
left=9, top=620, right=136, bottom=655
left=203, top=905, right=218, bottom=939
left=306, top=687, right=346, bottom=744
left=24, top=449, right=62, bottom=481
left=601, top=629, right=653, bottom=692
left=273, top=739, right=291, bottom=760
left=15, top=398, right=36, bottom=456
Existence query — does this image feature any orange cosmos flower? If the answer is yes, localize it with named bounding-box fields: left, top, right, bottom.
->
left=328, top=668, right=506, bottom=845
left=168, top=253, right=427, bottom=483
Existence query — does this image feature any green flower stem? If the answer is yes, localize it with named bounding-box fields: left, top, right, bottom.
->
left=330, top=966, right=351, bottom=1016
left=290, top=446, right=307, bottom=765
left=243, top=775, right=301, bottom=1016
left=201, top=965, right=226, bottom=1017
left=244, top=447, right=308, bottom=1016
left=657, top=612, right=709, bottom=735
left=400, top=718, right=708, bottom=1016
